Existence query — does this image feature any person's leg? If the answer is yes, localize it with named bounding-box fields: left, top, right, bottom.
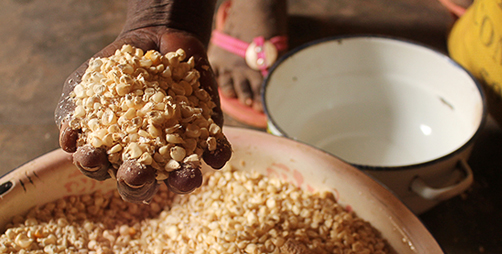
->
left=208, top=0, right=287, bottom=112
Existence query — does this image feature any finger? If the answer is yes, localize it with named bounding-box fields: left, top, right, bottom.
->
left=211, top=100, right=225, bottom=128
left=165, top=164, right=203, bottom=194
left=73, top=145, right=111, bottom=181
left=59, top=118, right=79, bottom=153
left=202, top=135, right=232, bottom=169
left=195, top=57, right=225, bottom=127
left=116, top=160, right=159, bottom=204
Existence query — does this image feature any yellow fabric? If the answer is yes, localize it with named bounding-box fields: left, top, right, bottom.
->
left=448, top=0, right=502, bottom=125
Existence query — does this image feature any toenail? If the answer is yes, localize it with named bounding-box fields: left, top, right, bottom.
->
left=245, top=98, right=253, bottom=106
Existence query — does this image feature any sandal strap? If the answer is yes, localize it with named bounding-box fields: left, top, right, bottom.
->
left=211, top=30, right=250, bottom=58
left=211, top=30, right=288, bottom=76
left=211, top=0, right=288, bottom=76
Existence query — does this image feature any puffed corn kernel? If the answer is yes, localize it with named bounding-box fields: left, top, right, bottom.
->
left=165, top=159, right=181, bottom=172
left=170, top=146, right=186, bottom=162
left=69, top=44, right=225, bottom=179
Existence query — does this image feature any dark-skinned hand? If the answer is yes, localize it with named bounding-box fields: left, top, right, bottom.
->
left=55, top=24, right=231, bottom=203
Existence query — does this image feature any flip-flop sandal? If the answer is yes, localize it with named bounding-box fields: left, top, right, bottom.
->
left=211, top=0, right=288, bottom=128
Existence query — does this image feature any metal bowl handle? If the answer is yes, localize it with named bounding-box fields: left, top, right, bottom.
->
left=410, top=159, right=473, bottom=201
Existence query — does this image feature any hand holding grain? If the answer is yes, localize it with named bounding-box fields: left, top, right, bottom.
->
left=56, top=34, right=231, bottom=203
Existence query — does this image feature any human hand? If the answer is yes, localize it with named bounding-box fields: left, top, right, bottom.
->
left=56, top=25, right=231, bottom=203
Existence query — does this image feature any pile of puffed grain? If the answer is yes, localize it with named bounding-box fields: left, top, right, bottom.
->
left=0, top=167, right=390, bottom=254
left=68, top=44, right=223, bottom=179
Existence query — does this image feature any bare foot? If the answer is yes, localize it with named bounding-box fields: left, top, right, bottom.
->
left=208, top=0, right=288, bottom=112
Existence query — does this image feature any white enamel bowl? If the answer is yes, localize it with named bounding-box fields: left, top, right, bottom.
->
left=263, top=36, right=486, bottom=214
left=0, top=127, right=442, bottom=253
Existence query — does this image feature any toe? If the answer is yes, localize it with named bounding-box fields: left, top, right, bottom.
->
left=232, top=70, right=253, bottom=106
left=218, top=71, right=236, bottom=98
left=247, top=70, right=265, bottom=112
left=252, top=96, right=264, bottom=112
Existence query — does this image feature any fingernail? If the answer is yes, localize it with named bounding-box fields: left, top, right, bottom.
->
left=73, top=145, right=110, bottom=181
left=202, top=136, right=232, bottom=169
left=165, top=164, right=203, bottom=194
left=60, top=126, right=80, bottom=153
left=245, top=98, right=253, bottom=106
left=116, top=160, right=159, bottom=203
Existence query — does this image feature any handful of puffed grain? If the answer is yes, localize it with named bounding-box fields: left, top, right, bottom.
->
left=67, top=44, right=231, bottom=202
